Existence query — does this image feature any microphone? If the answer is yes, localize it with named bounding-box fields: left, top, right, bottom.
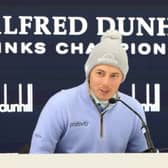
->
left=109, top=97, right=158, bottom=153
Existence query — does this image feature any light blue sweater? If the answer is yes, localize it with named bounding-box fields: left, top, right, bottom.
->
left=30, top=81, right=147, bottom=153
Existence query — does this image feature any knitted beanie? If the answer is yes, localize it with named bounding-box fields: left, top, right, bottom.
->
left=84, top=29, right=129, bottom=81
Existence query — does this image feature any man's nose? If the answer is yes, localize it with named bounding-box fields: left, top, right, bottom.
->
left=102, top=76, right=111, bottom=86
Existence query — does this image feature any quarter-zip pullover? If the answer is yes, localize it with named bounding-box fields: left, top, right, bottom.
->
left=30, top=81, right=147, bottom=153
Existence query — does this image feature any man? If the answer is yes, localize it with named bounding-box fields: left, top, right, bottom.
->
left=30, top=30, right=148, bottom=153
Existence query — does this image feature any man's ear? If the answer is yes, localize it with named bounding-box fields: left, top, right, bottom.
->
left=87, top=73, right=91, bottom=84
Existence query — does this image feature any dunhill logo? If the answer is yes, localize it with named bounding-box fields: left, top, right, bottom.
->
left=0, top=83, right=33, bottom=112
left=98, top=53, right=118, bottom=65
left=70, top=121, right=89, bottom=128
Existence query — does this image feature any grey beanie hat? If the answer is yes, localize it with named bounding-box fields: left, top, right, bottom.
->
left=84, top=29, right=129, bottom=81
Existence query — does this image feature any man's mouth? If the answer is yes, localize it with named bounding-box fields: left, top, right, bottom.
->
left=99, top=89, right=109, bottom=94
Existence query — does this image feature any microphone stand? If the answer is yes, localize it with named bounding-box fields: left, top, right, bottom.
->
left=109, top=98, right=158, bottom=153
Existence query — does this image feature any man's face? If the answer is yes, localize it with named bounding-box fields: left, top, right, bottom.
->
left=89, top=64, right=123, bottom=101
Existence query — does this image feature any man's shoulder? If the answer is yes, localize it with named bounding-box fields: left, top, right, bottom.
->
left=49, top=82, right=86, bottom=103
left=118, top=92, right=142, bottom=107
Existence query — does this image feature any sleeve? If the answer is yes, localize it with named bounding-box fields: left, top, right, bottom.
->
left=126, top=101, right=148, bottom=153
left=29, top=92, right=67, bottom=153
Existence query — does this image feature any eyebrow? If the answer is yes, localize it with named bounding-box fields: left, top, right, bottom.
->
left=95, top=69, right=120, bottom=74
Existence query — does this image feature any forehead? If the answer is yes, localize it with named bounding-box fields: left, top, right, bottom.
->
left=92, top=64, right=122, bottom=73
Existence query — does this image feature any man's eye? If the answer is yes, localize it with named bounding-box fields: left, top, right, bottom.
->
left=111, top=74, right=119, bottom=78
left=96, top=71, right=104, bottom=76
